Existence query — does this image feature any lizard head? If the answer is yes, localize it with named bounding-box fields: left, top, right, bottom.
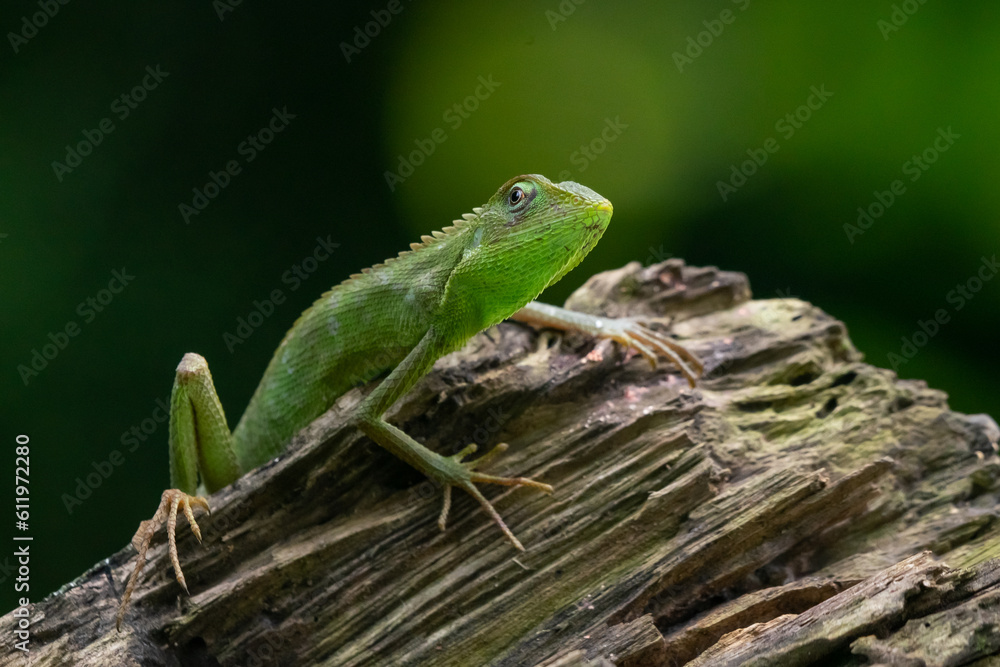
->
left=478, top=174, right=613, bottom=291
left=441, top=174, right=612, bottom=332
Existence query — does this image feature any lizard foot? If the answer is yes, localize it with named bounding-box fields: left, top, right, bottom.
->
left=599, top=316, right=703, bottom=387
left=115, top=489, right=210, bottom=631
left=437, top=443, right=553, bottom=552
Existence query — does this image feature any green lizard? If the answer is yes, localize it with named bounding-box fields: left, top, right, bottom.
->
left=115, top=174, right=702, bottom=629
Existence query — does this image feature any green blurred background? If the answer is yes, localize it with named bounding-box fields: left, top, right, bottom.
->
left=2, top=1, right=998, bottom=613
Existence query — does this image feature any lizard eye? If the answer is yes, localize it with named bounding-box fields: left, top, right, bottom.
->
left=508, top=186, right=525, bottom=208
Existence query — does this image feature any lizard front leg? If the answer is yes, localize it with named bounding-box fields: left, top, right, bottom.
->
left=116, top=353, right=240, bottom=630
left=513, top=301, right=704, bottom=387
left=353, top=328, right=552, bottom=551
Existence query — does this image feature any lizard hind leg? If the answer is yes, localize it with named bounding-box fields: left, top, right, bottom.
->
left=115, top=489, right=210, bottom=631
left=117, top=352, right=238, bottom=630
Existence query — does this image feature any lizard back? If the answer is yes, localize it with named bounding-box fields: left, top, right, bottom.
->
left=230, top=216, right=478, bottom=469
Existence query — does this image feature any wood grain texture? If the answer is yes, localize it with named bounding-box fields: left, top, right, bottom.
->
left=4, top=259, right=1000, bottom=666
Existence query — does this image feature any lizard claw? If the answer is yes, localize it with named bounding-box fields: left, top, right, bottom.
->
left=116, top=489, right=210, bottom=631
left=511, top=302, right=703, bottom=388
left=436, top=443, right=553, bottom=551
left=600, top=316, right=703, bottom=387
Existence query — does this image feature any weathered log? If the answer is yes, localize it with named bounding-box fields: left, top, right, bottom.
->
left=3, top=259, right=999, bottom=666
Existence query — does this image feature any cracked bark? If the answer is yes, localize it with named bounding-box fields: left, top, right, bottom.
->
left=4, top=259, right=1000, bottom=667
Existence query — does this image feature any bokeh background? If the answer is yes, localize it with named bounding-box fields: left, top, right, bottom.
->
left=3, top=1, right=998, bottom=613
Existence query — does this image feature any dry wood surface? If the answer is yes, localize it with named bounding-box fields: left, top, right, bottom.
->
left=4, top=259, right=1000, bottom=667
